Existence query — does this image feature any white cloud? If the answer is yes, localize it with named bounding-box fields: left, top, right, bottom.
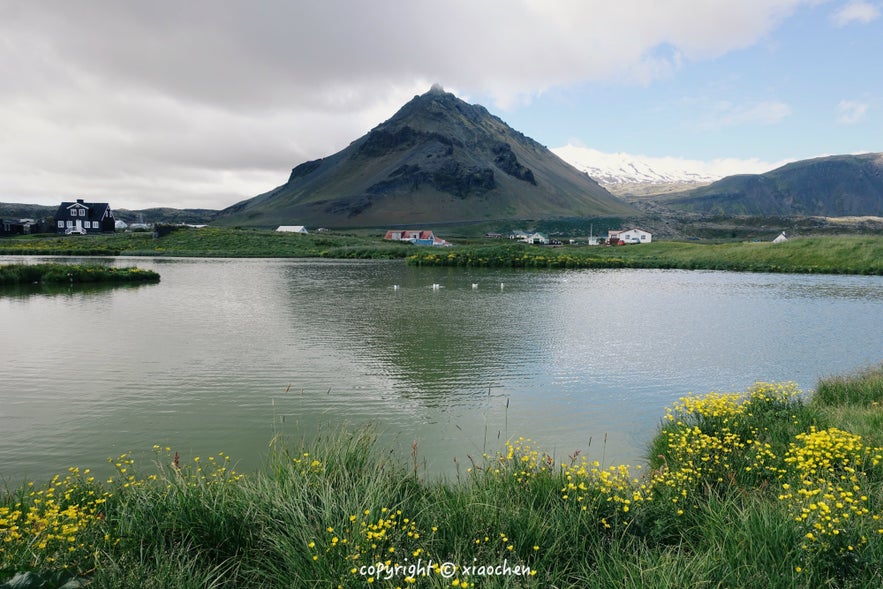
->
left=831, top=0, right=880, bottom=26
left=0, top=0, right=825, bottom=208
left=699, top=100, right=793, bottom=130
left=836, top=99, right=870, bottom=124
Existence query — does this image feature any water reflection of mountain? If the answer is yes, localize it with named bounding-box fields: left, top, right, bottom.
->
left=278, top=261, right=542, bottom=406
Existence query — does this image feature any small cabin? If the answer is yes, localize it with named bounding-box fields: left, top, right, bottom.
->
left=523, top=232, right=549, bottom=245
left=276, top=225, right=309, bottom=234
left=384, top=229, right=450, bottom=246
left=1, top=218, right=38, bottom=236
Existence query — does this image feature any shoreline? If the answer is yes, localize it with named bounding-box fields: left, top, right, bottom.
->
left=2, top=365, right=882, bottom=587
left=0, top=231, right=881, bottom=275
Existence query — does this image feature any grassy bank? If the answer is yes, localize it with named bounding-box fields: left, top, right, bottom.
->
left=0, top=263, right=159, bottom=286
left=1, top=230, right=881, bottom=275
left=407, top=235, right=883, bottom=275
left=0, top=228, right=410, bottom=259
left=2, top=365, right=882, bottom=588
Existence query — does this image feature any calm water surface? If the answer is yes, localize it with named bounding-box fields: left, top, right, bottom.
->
left=1, top=256, right=881, bottom=483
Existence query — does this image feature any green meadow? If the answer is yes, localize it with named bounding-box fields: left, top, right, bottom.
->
left=0, top=229, right=881, bottom=274
left=407, top=235, right=883, bottom=275
left=0, top=228, right=412, bottom=259
left=2, top=365, right=882, bottom=588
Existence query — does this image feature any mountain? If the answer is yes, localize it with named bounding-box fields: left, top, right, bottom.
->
left=552, top=145, right=723, bottom=196
left=214, top=86, right=636, bottom=228
left=656, top=153, right=883, bottom=216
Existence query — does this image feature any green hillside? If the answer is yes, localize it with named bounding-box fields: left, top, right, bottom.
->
left=658, top=153, right=883, bottom=216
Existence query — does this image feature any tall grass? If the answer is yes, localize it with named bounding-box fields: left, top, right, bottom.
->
left=3, top=375, right=883, bottom=587
left=812, top=363, right=883, bottom=448
left=814, top=364, right=883, bottom=407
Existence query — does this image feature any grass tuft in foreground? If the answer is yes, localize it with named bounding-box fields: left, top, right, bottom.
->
left=2, top=369, right=883, bottom=587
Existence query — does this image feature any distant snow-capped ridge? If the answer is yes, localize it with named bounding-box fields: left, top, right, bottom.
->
left=552, top=144, right=783, bottom=188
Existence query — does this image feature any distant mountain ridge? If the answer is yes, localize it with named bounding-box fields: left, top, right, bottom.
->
left=656, top=153, right=883, bottom=216
left=214, top=86, right=636, bottom=227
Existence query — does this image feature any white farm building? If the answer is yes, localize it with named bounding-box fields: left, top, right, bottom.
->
left=276, top=225, right=309, bottom=234
left=608, top=228, right=652, bottom=244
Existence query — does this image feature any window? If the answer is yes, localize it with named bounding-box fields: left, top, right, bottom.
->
left=79, top=209, right=86, bottom=216
left=57, top=221, right=64, bottom=228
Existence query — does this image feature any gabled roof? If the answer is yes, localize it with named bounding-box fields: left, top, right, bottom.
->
left=385, top=229, right=435, bottom=240
left=609, top=227, right=652, bottom=236
left=56, top=200, right=113, bottom=221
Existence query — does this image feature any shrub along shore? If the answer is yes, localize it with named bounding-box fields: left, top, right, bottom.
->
left=0, top=229, right=881, bottom=274
left=1, top=365, right=882, bottom=588
left=0, top=263, right=159, bottom=286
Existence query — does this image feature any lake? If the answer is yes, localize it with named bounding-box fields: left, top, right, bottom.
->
left=1, top=256, right=881, bottom=484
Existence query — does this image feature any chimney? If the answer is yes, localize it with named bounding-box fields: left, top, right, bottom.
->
left=76, top=199, right=85, bottom=204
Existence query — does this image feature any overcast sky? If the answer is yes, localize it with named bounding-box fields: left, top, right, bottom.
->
left=1, top=0, right=880, bottom=210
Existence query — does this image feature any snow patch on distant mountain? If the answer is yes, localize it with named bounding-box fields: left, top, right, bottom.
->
left=552, top=144, right=788, bottom=194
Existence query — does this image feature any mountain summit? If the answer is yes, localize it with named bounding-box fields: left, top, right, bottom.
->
left=215, top=88, right=635, bottom=227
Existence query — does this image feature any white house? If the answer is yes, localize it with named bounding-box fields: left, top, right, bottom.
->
left=276, top=225, right=308, bottom=234
left=523, top=231, right=549, bottom=245
left=608, top=228, right=652, bottom=244
left=772, top=231, right=788, bottom=243
left=510, top=230, right=549, bottom=245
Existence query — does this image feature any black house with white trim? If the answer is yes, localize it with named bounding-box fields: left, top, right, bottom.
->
left=54, top=199, right=116, bottom=234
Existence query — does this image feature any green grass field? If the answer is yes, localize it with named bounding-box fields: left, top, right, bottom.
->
left=2, top=365, right=882, bottom=588
left=408, top=235, right=883, bottom=275
left=0, top=228, right=410, bottom=259
left=1, top=229, right=881, bottom=274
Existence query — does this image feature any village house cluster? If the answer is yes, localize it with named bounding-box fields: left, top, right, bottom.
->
left=482, top=228, right=654, bottom=246
left=383, top=229, right=451, bottom=246
left=0, top=199, right=118, bottom=237
left=2, top=201, right=659, bottom=248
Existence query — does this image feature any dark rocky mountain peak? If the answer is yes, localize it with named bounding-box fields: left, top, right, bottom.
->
left=214, top=87, right=635, bottom=228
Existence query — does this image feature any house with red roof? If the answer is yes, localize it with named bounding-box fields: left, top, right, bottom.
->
left=384, top=229, right=451, bottom=246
